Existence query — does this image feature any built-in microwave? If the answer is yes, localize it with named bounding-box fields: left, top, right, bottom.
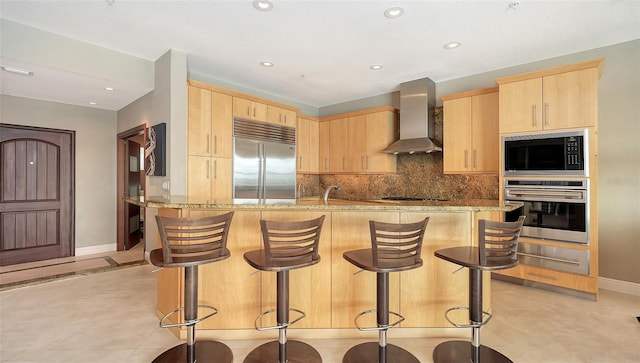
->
left=503, top=129, right=588, bottom=176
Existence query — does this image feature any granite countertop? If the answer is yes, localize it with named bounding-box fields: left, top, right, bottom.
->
left=125, top=195, right=521, bottom=212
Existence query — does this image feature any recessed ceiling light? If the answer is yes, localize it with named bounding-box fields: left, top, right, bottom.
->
left=89, top=101, right=97, bottom=105
left=104, top=87, right=116, bottom=91
left=260, top=61, right=274, bottom=67
left=253, top=0, right=273, bottom=11
left=384, top=7, right=404, bottom=18
left=443, top=42, right=462, bottom=50
left=1, top=65, right=34, bottom=76
left=370, top=64, right=384, bottom=70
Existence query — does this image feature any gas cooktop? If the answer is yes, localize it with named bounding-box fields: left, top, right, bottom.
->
left=381, top=197, right=450, bottom=202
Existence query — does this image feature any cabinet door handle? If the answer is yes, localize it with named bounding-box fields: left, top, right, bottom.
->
left=342, top=157, right=346, bottom=171
left=532, top=104, right=537, bottom=127
left=206, top=135, right=210, bottom=154
left=324, top=157, right=328, bottom=171
left=247, top=106, right=250, bottom=117
left=366, top=156, right=370, bottom=171
left=473, top=150, right=478, bottom=169
left=213, top=160, right=217, bottom=179
left=206, top=159, right=210, bottom=179
left=545, top=102, right=550, bottom=126
left=213, top=136, right=217, bottom=154
left=299, top=156, right=303, bottom=170
left=464, top=150, right=469, bottom=168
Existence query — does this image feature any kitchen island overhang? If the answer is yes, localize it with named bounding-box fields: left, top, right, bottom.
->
left=128, top=196, right=521, bottom=340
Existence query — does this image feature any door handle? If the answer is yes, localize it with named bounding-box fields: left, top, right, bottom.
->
left=473, top=150, right=478, bottom=168
left=545, top=102, right=550, bottom=126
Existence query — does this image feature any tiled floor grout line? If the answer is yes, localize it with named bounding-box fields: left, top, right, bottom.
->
left=0, top=259, right=147, bottom=292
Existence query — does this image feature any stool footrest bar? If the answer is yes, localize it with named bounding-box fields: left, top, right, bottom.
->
left=254, top=308, right=306, bottom=331
left=354, top=309, right=405, bottom=331
left=159, top=304, right=218, bottom=329
left=444, top=306, right=492, bottom=328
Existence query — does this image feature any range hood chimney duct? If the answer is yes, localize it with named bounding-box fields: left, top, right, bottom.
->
left=382, top=77, right=442, bottom=154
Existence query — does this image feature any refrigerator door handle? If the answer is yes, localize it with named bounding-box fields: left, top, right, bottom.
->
left=259, top=143, right=266, bottom=199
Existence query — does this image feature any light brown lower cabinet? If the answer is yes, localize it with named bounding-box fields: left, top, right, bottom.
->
left=155, top=208, right=494, bottom=337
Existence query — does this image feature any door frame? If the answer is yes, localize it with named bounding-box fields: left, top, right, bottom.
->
left=117, top=124, right=146, bottom=251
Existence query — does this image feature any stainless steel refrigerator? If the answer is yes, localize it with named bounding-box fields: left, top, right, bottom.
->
left=233, top=119, right=296, bottom=200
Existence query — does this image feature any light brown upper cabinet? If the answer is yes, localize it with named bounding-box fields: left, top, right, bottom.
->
left=365, top=110, right=398, bottom=173
left=188, top=85, right=232, bottom=158
left=297, top=116, right=319, bottom=173
left=268, top=105, right=297, bottom=127
left=187, top=80, right=299, bottom=198
left=320, top=107, right=398, bottom=174
left=347, top=115, right=367, bottom=172
left=319, top=121, right=331, bottom=173
left=497, top=58, right=603, bottom=134
left=329, top=117, right=349, bottom=173
left=442, top=87, right=499, bottom=174
left=233, top=96, right=267, bottom=122
left=187, top=84, right=233, bottom=200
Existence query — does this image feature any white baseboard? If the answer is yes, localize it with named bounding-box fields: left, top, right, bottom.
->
left=75, top=244, right=117, bottom=256
left=599, top=276, right=640, bottom=296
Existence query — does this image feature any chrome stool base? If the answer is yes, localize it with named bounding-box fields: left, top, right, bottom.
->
left=243, top=340, right=322, bottom=363
left=342, top=342, right=420, bottom=363
left=433, top=340, right=513, bottom=363
left=152, top=340, right=233, bottom=363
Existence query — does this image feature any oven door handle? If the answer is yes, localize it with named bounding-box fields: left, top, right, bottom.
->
left=506, top=189, right=585, bottom=200
left=518, top=252, right=581, bottom=265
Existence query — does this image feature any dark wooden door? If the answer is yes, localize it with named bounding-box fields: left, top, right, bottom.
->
left=124, top=140, right=141, bottom=250
left=0, top=124, right=74, bottom=266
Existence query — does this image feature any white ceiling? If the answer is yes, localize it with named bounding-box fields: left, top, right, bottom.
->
left=1, top=0, right=639, bottom=111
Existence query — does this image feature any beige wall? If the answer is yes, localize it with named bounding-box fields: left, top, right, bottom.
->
left=0, top=95, right=118, bottom=250
left=117, top=49, right=188, bottom=253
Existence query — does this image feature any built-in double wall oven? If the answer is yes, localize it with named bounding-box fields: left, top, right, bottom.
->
left=502, top=129, right=592, bottom=276
left=504, top=178, right=591, bottom=275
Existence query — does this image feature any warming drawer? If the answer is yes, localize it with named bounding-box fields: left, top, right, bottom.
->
left=517, top=242, right=590, bottom=276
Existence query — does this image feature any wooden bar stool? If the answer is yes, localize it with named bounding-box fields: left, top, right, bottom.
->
left=342, top=217, right=430, bottom=363
left=150, top=212, right=235, bottom=363
left=433, top=216, right=525, bottom=363
left=243, top=215, right=326, bottom=363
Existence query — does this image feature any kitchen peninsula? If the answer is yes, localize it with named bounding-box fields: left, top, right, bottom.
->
left=128, top=196, right=520, bottom=340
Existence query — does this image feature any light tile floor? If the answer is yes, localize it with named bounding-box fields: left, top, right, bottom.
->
left=0, top=243, right=145, bottom=290
left=1, top=260, right=639, bottom=362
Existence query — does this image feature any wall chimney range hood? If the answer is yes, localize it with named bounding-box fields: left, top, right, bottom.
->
left=382, top=77, right=442, bottom=154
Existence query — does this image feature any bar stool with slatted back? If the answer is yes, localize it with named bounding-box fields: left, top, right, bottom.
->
left=150, top=212, right=235, bottom=363
left=342, top=217, right=430, bottom=363
left=433, top=216, right=525, bottom=363
left=243, top=215, right=326, bottom=363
